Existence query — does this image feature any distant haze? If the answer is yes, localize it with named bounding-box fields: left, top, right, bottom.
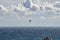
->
left=0, top=0, right=60, bottom=27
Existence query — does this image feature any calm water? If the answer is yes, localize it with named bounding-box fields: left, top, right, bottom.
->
left=0, top=27, right=60, bottom=40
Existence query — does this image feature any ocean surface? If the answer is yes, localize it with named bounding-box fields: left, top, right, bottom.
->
left=0, top=27, right=60, bottom=40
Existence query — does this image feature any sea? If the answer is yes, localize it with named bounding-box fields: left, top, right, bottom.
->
left=0, top=27, right=60, bottom=40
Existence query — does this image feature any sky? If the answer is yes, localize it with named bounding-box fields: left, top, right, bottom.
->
left=0, top=0, right=60, bottom=27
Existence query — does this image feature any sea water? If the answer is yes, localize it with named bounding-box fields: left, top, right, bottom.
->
left=0, top=27, right=60, bottom=40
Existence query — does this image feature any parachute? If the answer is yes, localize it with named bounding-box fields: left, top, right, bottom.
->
left=23, top=0, right=31, bottom=8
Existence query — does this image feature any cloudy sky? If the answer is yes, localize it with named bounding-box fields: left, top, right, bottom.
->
left=0, top=0, right=60, bottom=27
